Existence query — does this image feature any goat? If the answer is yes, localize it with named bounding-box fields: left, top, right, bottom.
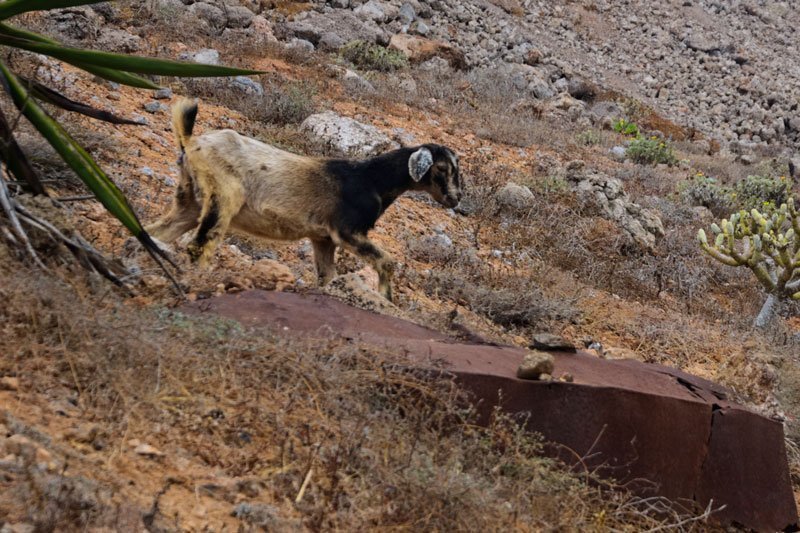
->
left=147, top=98, right=463, bottom=301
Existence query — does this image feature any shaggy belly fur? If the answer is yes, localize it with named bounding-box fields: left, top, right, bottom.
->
left=231, top=205, right=329, bottom=241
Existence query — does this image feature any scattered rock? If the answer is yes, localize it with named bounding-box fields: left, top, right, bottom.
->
left=189, top=48, right=220, bottom=65
left=1, top=523, right=36, bottom=533
left=143, top=101, right=168, bottom=114
left=250, top=259, right=295, bottom=291
left=324, top=271, right=400, bottom=315
left=286, top=38, right=315, bottom=55
left=354, top=0, right=395, bottom=23
left=301, top=111, right=399, bottom=158
left=603, top=346, right=643, bottom=361
left=232, top=502, right=280, bottom=527
left=609, top=146, right=627, bottom=161
left=516, top=350, right=555, bottom=380
left=496, top=182, right=534, bottom=210
left=4, top=434, right=36, bottom=462
left=96, top=28, right=141, bottom=53
left=277, top=11, right=388, bottom=47
left=566, top=160, right=664, bottom=251
left=134, top=443, right=164, bottom=458
left=153, top=87, right=173, bottom=100
left=229, top=76, right=264, bottom=96
left=388, top=34, right=466, bottom=69
left=343, top=69, right=375, bottom=93
left=529, top=333, right=576, bottom=352
left=0, top=376, right=20, bottom=391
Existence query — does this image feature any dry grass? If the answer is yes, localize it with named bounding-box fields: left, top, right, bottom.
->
left=0, top=246, right=713, bottom=531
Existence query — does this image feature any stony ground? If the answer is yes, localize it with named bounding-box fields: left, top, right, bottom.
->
left=1, top=0, right=799, bottom=530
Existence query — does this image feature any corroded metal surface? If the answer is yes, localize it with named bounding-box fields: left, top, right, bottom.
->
left=184, top=290, right=798, bottom=531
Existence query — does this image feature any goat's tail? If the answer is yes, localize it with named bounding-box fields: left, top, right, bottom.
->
left=171, top=98, right=199, bottom=151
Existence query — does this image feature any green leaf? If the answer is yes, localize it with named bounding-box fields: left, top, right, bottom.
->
left=0, top=34, right=262, bottom=77
left=23, top=77, right=143, bottom=125
left=0, top=0, right=106, bottom=21
left=0, top=23, right=160, bottom=89
left=0, top=106, right=45, bottom=195
left=0, top=60, right=143, bottom=236
left=70, top=63, right=161, bottom=89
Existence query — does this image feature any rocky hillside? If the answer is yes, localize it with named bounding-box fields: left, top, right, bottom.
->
left=1, top=0, right=800, bottom=529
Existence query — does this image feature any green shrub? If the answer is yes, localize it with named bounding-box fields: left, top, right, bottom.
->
left=613, top=118, right=639, bottom=137
left=534, top=175, right=571, bottom=196
left=733, top=174, right=793, bottom=211
left=340, top=40, right=408, bottom=71
left=576, top=129, right=601, bottom=146
left=626, top=136, right=677, bottom=166
left=678, top=172, right=733, bottom=214
left=261, top=81, right=316, bottom=125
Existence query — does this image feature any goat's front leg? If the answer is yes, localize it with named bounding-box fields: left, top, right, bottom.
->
left=335, top=231, right=396, bottom=302
left=311, top=237, right=337, bottom=286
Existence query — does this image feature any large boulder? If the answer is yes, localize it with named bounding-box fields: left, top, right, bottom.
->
left=566, top=161, right=664, bottom=251
left=185, top=290, right=798, bottom=532
left=301, top=112, right=399, bottom=158
left=276, top=11, right=388, bottom=47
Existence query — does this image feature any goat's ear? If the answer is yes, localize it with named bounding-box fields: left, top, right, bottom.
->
left=409, top=147, right=433, bottom=182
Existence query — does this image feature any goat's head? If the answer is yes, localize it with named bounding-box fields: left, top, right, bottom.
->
left=409, top=144, right=462, bottom=208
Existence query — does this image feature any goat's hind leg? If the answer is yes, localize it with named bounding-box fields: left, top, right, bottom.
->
left=187, top=183, right=242, bottom=268
left=146, top=167, right=200, bottom=243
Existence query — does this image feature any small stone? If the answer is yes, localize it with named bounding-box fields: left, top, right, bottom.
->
left=524, top=48, right=543, bottom=65
left=1, top=523, right=36, bottom=533
left=560, top=373, right=574, bottom=383
left=134, top=443, right=164, bottom=457
left=4, top=434, right=36, bottom=461
left=609, top=146, right=627, bottom=161
left=398, top=2, right=415, bottom=24
left=143, top=101, right=167, bottom=114
left=153, top=87, right=173, bottom=100
left=603, top=346, right=643, bottom=361
left=516, top=351, right=555, bottom=380
left=0, top=376, right=19, bottom=391
left=192, top=48, right=220, bottom=65
left=538, top=373, right=553, bottom=382
left=230, top=76, right=264, bottom=96
left=530, top=333, right=576, bottom=352
left=496, top=182, right=534, bottom=209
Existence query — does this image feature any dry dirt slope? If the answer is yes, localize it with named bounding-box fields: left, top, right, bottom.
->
left=0, top=1, right=799, bottom=530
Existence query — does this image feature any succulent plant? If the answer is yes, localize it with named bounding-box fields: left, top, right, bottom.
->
left=698, top=198, right=800, bottom=327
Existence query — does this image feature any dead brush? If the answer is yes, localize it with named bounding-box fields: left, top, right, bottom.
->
left=0, top=255, right=711, bottom=531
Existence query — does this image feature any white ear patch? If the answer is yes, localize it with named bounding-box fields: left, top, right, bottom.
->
left=409, top=147, right=433, bottom=182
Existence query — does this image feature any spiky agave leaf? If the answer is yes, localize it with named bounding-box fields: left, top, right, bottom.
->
left=0, top=34, right=262, bottom=77
left=0, top=61, right=151, bottom=249
left=0, top=23, right=161, bottom=89
left=0, top=0, right=104, bottom=20
left=22, top=77, right=142, bottom=125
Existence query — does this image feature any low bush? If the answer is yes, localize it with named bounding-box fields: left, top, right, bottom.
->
left=613, top=118, right=640, bottom=137
left=576, top=129, right=602, bottom=146
left=677, top=172, right=734, bottom=215
left=733, top=174, right=793, bottom=211
left=626, top=137, right=678, bottom=166
left=340, top=40, right=408, bottom=71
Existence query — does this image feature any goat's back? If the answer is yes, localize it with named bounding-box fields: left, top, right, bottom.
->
left=184, top=129, right=339, bottom=232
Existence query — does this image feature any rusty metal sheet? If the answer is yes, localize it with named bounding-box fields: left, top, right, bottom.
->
left=183, top=290, right=798, bottom=531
